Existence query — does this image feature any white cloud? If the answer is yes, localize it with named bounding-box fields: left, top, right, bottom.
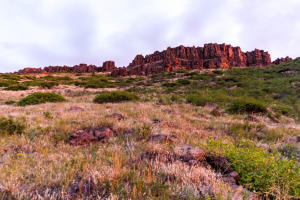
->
left=0, top=0, right=299, bottom=72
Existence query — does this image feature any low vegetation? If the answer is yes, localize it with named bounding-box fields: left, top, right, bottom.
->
left=17, top=92, right=66, bottom=106
left=0, top=59, right=299, bottom=199
left=94, top=91, right=138, bottom=104
left=0, top=117, right=26, bottom=135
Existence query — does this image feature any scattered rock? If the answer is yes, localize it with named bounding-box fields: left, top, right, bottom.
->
left=210, top=108, right=221, bottom=117
left=272, top=56, right=293, bottom=65
left=286, top=135, right=300, bottom=145
left=245, top=115, right=260, bottom=122
left=107, top=113, right=124, bottom=120
left=207, top=82, right=217, bottom=86
left=159, top=121, right=177, bottom=128
left=69, top=127, right=114, bottom=146
left=206, top=155, right=233, bottom=174
left=205, top=102, right=217, bottom=108
left=228, top=85, right=238, bottom=90
left=70, top=106, right=85, bottom=112
left=175, top=145, right=207, bottom=163
left=148, top=135, right=177, bottom=143
left=66, top=177, right=99, bottom=199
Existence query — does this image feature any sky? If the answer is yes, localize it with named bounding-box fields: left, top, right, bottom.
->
left=0, top=0, right=299, bottom=73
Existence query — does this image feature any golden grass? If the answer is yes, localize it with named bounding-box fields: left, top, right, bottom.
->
left=0, top=86, right=299, bottom=199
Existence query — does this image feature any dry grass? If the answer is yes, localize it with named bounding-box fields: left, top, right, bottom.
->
left=0, top=82, right=299, bottom=199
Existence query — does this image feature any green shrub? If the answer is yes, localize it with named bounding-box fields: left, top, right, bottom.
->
left=40, top=81, right=58, bottom=89
left=4, top=100, right=16, bottom=105
left=0, top=117, right=26, bottom=135
left=162, top=82, right=178, bottom=88
left=93, top=91, right=138, bottom=104
left=228, top=98, right=267, bottom=114
left=186, top=94, right=213, bottom=106
left=17, top=92, right=66, bottom=106
left=4, top=84, right=28, bottom=91
left=176, top=79, right=191, bottom=85
left=207, top=139, right=300, bottom=198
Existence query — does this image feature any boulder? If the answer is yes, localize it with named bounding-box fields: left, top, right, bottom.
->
left=69, top=127, right=114, bottom=146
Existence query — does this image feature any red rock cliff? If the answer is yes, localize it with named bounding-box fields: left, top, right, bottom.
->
left=111, top=43, right=272, bottom=76
left=17, top=43, right=274, bottom=75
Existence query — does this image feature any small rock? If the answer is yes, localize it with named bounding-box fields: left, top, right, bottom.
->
left=210, top=108, right=221, bottom=117
left=206, top=155, right=234, bottom=174
left=287, top=136, right=300, bottom=145
left=205, top=102, right=217, bottom=108
left=245, top=115, right=260, bottom=122
left=228, top=85, right=238, bottom=90
left=107, top=113, right=124, bottom=120
left=148, top=135, right=177, bottom=143
left=69, top=127, right=114, bottom=146
left=70, top=106, right=84, bottom=112
left=207, top=82, right=216, bottom=86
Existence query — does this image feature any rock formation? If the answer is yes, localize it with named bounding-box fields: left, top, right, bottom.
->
left=17, top=43, right=278, bottom=76
left=111, top=43, right=272, bottom=77
left=272, top=56, right=293, bottom=65
left=17, top=62, right=115, bottom=74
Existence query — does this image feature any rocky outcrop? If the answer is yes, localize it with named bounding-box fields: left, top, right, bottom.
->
left=17, top=43, right=275, bottom=76
left=17, top=61, right=116, bottom=74
left=101, top=61, right=116, bottom=72
left=111, top=43, right=272, bottom=77
left=272, top=56, right=293, bottom=65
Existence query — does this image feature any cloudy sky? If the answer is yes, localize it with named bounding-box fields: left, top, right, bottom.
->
left=0, top=0, right=299, bottom=72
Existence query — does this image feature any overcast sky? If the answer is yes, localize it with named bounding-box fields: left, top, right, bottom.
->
left=0, top=0, right=299, bottom=72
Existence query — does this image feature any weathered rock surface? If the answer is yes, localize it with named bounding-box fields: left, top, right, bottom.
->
left=17, top=61, right=116, bottom=74
left=272, top=56, right=293, bottom=65
left=69, top=127, right=114, bottom=146
left=111, top=43, right=272, bottom=77
left=17, top=43, right=275, bottom=76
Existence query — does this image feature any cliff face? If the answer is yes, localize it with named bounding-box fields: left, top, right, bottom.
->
left=111, top=43, right=272, bottom=76
left=17, top=61, right=116, bottom=74
left=272, top=57, right=293, bottom=65
left=17, top=43, right=275, bottom=76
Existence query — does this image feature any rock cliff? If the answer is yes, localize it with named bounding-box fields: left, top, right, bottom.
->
left=17, top=43, right=281, bottom=76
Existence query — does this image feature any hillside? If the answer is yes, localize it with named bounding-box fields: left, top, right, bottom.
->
left=0, top=58, right=299, bottom=199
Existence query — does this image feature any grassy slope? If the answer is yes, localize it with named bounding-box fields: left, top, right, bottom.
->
left=0, top=59, right=299, bottom=199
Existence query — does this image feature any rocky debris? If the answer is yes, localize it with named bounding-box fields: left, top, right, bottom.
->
left=69, top=127, right=114, bottom=146
left=66, top=177, right=100, bottom=200
left=141, top=147, right=242, bottom=188
left=280, top=70, right=297, bottom=75
left=286, top=135, right=300, bottom=145
left=148, top=134, right=177, bottom=143
left=228, top=85, right=238, bottom=90
left=69, top=106, right=85, bottom=112
left=266, top=108, right=280, bottom=123
left=174, top=145, right=207, bottom=163
left=205, top=102, right=217, bottom=108
left=158, top=121, right=177, bottom=128
left=272, top=56, right=293, bottom=65
left=245, top=115, right=260, bottom=122
left=207, top=82, right=217, bottom=86
left=210, top=108, right=221, bottom=117
left=206, top=155, right=234, bottom=174
left=106, top=113, right=124, bottom=120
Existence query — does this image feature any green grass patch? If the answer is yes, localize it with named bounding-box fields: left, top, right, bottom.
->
left=93, top=91, right=138, bottom=104
left=17, top=92, right=66, bottom=106
left=3, top=84, right=29, bottom=91
left=207, top=138, right=300, bottom=198
left=227, top=98, right=267, bottom=114
left=0, top=117, right=26, bottom=135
